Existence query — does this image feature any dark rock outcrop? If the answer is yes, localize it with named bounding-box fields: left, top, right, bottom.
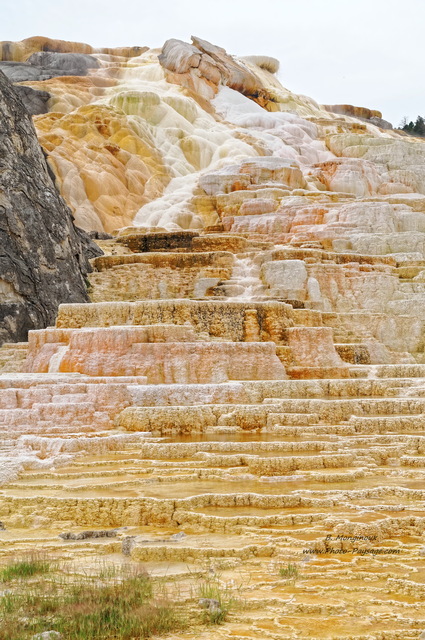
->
left=88, top=230, right=115, bottom=241
left=0, top=70, right=101, bottom=345
left=27, top=51, right=99, bottom=75
left=59, top=529, right=119, bottom=540
left=0, top=62, right=45, bottom=82
left=12, top=84, right=50, bottom=115
left=369, top=115, right=393, bottom=130
left=0, top=51, right=99, bottom=83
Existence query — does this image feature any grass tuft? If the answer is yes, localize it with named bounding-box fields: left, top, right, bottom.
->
left=0, top=553, right=52, bottom=582
left=198, top=575, right=237, bottom=625
left=279, top=562, right=300, bottom=580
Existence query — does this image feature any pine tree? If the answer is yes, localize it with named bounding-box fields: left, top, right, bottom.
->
left=414, top=116, right=425, bottom=136
left=400, top=115, right=425, bottom=137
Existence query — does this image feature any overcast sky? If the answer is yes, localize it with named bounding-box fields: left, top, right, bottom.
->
left=3, top=0, right=424, bottom=126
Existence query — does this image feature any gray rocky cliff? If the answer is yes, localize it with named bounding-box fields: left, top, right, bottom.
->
left=0, top=69, right=101, bottom=345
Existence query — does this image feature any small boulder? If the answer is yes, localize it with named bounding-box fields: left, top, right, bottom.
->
left=59, top=529, right=118, bottom=540
left=169, top=532, right=187, bottom=541
left=32, top=631, right=61, bottom=640
left=122, top=536, right=137, bottom=556
left=89, top=230, right=114, bottom=240
left=198, top=597, right=220, bottom=610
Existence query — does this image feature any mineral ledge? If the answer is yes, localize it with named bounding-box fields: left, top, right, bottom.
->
left=1, top=34, right=425, bottom=640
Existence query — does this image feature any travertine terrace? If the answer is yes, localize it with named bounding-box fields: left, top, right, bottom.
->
left=1, top=35, right=425, bottom=639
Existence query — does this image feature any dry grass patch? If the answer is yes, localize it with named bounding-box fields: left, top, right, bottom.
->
left=0, top=561, right=186, bottom=640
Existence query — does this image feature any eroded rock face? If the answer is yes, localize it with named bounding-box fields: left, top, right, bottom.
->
left=0, top=33, right=420, bottom=237
left=323, top=104, right=393, bottom=130
left=0, top=71, right=100, bottom=345
left=35, top=104, right=171, bottom=232
left=323, top=103, right=383, bottom=120
left=0, top=35, right=146, bottom=61
left=2, top=33, right=425, bottom=640
left=0, top=51, right=99, bottom=83
left=158, top=35, right=274, bottom=105
left=11, top=84, right=50, bottom=115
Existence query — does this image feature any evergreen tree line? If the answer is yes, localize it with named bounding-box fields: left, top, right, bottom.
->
left=399, top=115, right=425, bottom=137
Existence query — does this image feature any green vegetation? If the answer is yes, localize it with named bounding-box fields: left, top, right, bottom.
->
left=400, top=115, right=425, bottom=137
left=0, top=553, right=245, bottom=638
left=0, top=554, right=52, bottom=582
left=197, top=575, right=238, bottom=625
left=279, top=562, right=300, bottom=580
left=0, top=560, right=185, bottom=640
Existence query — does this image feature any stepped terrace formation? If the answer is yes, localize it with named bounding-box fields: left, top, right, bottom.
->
left=1, top=34, right=425, bottom=639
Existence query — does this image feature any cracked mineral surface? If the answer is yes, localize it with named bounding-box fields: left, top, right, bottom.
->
left=1, top=33, right=425, bottom=640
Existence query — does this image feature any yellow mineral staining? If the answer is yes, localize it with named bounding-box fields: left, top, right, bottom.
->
left=3, top=33, right=425, bottom=640
left=88, top=251, right=233, bottom=302
left=0, top=36, right=146, bottom=62
left=34, top=105, right=170, bottom=232
left=2, top=32, right=423, bottom=241
left=324, top=104, right=383, bottom=120
left=31, top=75, right=117, bottom=115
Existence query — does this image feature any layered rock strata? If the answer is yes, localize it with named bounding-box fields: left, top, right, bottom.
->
left=0, top=71, right=100, bottom=345
left=1, top=34, right=425, bottom=640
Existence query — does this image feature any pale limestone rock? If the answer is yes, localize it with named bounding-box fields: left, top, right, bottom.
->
left=240, top=158, right=306, bottom=188
left=306, top=276, right=323, bottom=307
left=193, top=278, right=221, bottom=298
left=159, top=35, right=270, bottom=103
left=239, top=198, right=277, bottom=216
left=261, top=260, right=308, bottom=300
left=158, top=39, right=202, bottom=75
left=25, top=325, right=287, bottom=382
left=286, top=327, right=345, bottom=367
left=1, top=32, right=425, bottom=640
left=199, top=172, right=251, bottom=196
